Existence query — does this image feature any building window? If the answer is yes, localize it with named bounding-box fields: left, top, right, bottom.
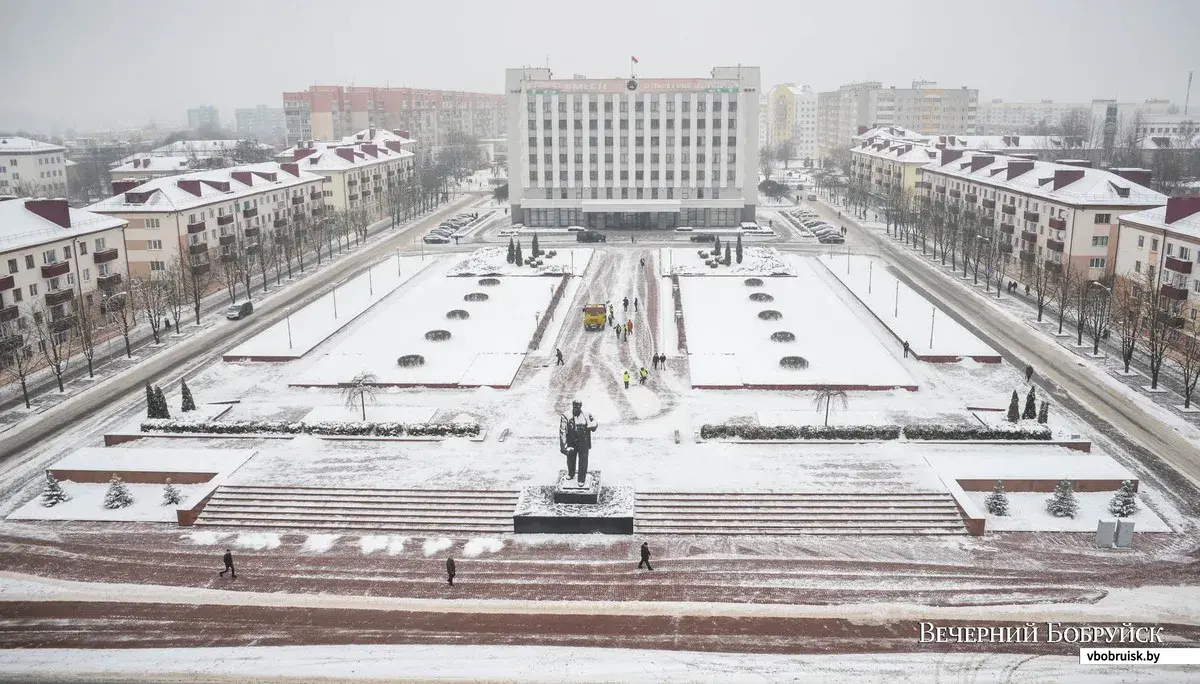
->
left=95, top=237, right=107, bottom=251
left=24, top=255, right=33, bottom=269
left=1094, top=213, right=1111, bottom=224
left=82, top=269, right=89, bottom=282
left=148, top=240, right=163, bottom=250
left=1091, top=235, right=1109, bottom=246
left=12, top=288, right=22, bottom=303
left=29, top=283, right=38, bottom=297
left=1089, top=257, right=1106, bottom=269
left=1181, top=247, right=1192, bottom=261
left=1135, top=261, right=1142, bottom=273
left=6, top=258, right=16, bottom=274
left=1137, top=235, right=1145, bottom=248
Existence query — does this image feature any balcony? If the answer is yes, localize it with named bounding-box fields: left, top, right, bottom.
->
left=347, top=179, right=358, bottom=187
left=949, top=189, right=961, bottom=199
left=245, top=226, right=260, bottom=238
left=0, top=304, right=16, bottom=323
left=292, top=195, right=304, bottom=205
left=1047, top=239, right=1064, bottom=252
left=0, top=332, right=22, bottom=354
left=348, top=194, right=359, bottom=202
left=1001, top=204, right=1016, bottom=215
left=45, top=288, right=73, bottom=307
left=221, top=251, right=237, bottom=264
left=191, top=262, right=211, bottom=276
left=934, top=186, right=946, bottom=194
left=187, top=220, right=206, bottom=234
left=1160, top=284, right=1189, bottom=301
left=49, top=315, right=76, bottom=334
left=217, top=214, right=234, bottom=226
left=1049, top=217, right=1066, bottom=230
left=1044, top=260, right=1062, bottom=275
left=915, top=181, right=931, bottom=190
left=93, top=248, right=119, bottom=264
left=1000, top=223, right=1015, bottom=236
left=1165, top=256, right=1193, bottom=274
left=963, top=193, right=977, bottom=204
left=219, top=234, right=236, bottom=246
left=246, top=242, right=261, bottom=254
left=242, top=207, right=258, bottom=219
left=1024, top=211, right=1040, bottom=222
left=882, top=169, right=891, bottom=176
left=982, top=198, right=996, bottom=210
left=0, top=275, right=12, bottom=292
left=1019, top=250, right=1035, bottom=264
left=274, top=218, right=287, bottom=229
left=1021, top=230, right=1038, bottom=243
left=1162, top=314, right=1186, bottom=329
left=312, top=206, right=326, bottom=217
left=188, top=242, right=208, bottom=255
left=999, top=243, right=1013, bottom=254
left=41, top=261, right=70, bottom=278
left=310, top=191, right=321, bottom=201
left=97, top=272, right=122, bottom=289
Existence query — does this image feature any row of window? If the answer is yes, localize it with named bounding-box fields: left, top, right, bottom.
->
left=530, top=169, right=738, bottom=183
left=532, top=152, right=736, bottom=164
left=5, top=155, right=64, bottom=167
left=535, top=186, right=728, bottom=201
left=6, top=237, right=108, bottom=274
left=528, top=99, right=738, bottom=114
left=530, top=118, right=738, bottom=131
left=2, top=264, right=113, bottom=304
left=528, top=136, right=738, bottom=149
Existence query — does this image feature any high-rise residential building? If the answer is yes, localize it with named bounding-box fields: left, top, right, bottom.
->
left=1091, top=99, right=1180, bottom=149
left=817, top=81, right=881, bottom=162
left=282, top=85, right=505, bottom=153
left=0, top=137, right=68, bottom=197
left=505, top=65, right=761, bottom=229
left=767, top=84, right=818, bottom=161
left=758, top=101, right=771, bottom=149
left=817, top=81, right=978, bottom=162
left=235, top=106, right=287, bottom=145
left=187, top=105, right=221, bottom=132
left=978, top=99, right=1089, bottom=134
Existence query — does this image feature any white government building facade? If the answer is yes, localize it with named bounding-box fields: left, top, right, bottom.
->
left=505, top=66, right=760, bottom=230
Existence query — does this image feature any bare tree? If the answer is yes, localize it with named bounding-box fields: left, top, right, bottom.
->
left=0, top=307, right=41, bottom=408
left=163, top=261, right=188, bottom=333
left=1029, top=259, right=1058, bottom=322
left=186, top=252, right=217, bottom=325
left=30, top=302, right=75, bottom=393
left=108, top=289, right=137, bottom=358
left=812, top=387, right=849, bottom=427
left=1173, top=317, right=1200, bottom=409
left=1140, top=266, right=1176, bottom=390
left=1054, top=261, right=1080, bottom=335
left=1110, top=275, right=1145, bottom=374
left=342, top=371, right=379, bottom=421
left=133, top=274, right=169, bottom=344
left=1072, top=273, right=1093, bottom=346
left=216, top=240, right=243, bottom=305
left=1085, top=282, right=1112, bottom=356
left=993, top=245, right=1012, bottom=298
left=71, top=293, right=103, bottom=378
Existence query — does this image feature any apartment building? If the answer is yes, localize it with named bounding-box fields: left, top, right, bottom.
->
left=0, top=137, right=68, bottom=198
left=86, top=162, right=325, bottom=281
left=187, top=105, right=221, bottom=131
left=288, top=137, right=416, bottom=214
left=919, top=151, right=1166, bottom=279
left=817, top=81, right=978, bottom=162
left=0, top=198, right=130, bottom=350
left=978, top=99, right=1087, bottom=134
left=505, top=66, right=761, bottom=229
left=235, top=105, right=287, bottom=145
left=1091, top=99, right=1180, bottom=149
left=1113, top=197, right=1200, bottom=326
left=277, top=128, right=417, bottom=162
left=759, top=101, right=771, bottom=149
left=282, top=85, right=505, bottom=153
left=767, top=84, right=817, bottom=160
left=850, top=137, right=940, bottom=200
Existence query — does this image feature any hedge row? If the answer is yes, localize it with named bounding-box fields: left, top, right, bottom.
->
left=140, top=419, right=481, bottom=438
left=699, top=422, right=1052, bottom=441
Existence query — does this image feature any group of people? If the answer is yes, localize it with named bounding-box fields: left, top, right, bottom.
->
left=218, top=542, right=657, bottom=584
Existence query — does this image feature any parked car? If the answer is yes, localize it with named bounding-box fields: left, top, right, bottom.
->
left=689, top=234, right=716, bottom=243
left=423, top=234, right=451, bottom=244
left=225, top=301, right=253, bottom=320
left=498, top=228, right=520, bottom=237
left=576, top=230, right=606, bottom=243
left=818, top=235, right=845, bottom=244
left=807, top=194, right=818, bottom=201
left=673, top=226, right=694, bottom=232
left=739, top=222, right=760, bottom=231
left=566, top=225, right=586, bottom=232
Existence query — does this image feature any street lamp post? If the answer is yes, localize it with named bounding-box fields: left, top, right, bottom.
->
left=396, top=248, right=401, bottom=276
left=285, top=306, right=293, bottom=349
left=868, top=260, right=873, bottom=294
left=929, top=306, right=936, bottom=350
left=894, top=279, right=900, bottom=318
left=368, top=266, right=374, bottom=296
left=332, top=286, right=338, bottom=319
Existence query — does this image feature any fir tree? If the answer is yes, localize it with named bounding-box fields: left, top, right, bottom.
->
left=162, top=478, right=183, bottom=506
left=736, top=234, right=744, bottom=264
left=1006, top=390, right=1020, bottom=423
left=41, top=473, right=70, bottom=507
left=1108, top=480, right=1138, bottom=517
left=984, top=480, right=1009, bottom=516
left=1037, top=400, right=1049, bottom=424
left=103, top=475, right=134, bottom=509
left=514, top=240, right=524, bottom=266
left=1022, top=386, right=1037, bottom=420
left=154, top=385, right=170, bottom=419
left=145, top=383, right=156, bottom=419
left=531, top=233, right=540, bottom=257
left=506, top=238, right=515, bottom=264
left=723, top=243, right=732, bottom=266
left=180, top=379, right=196, bottom=413
left=713, top=236, right=721, bottom=256
left=1045, top=479, right=1078, bottom=518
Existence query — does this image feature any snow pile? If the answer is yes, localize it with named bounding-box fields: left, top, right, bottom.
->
left=462, top=538, right=504, bottom=557
left=422, top=537, right=453, bottom=556
left=659, top=246, right=796, bottom=277
left=300, top=534, right=340, bottom=553
left=360, top=535, right=407, bottom=555
left=446, top=247, right=593, bottom=277
left=514, top=486, right=636, bottom=518
left=234, top=533, right=281, bottom=550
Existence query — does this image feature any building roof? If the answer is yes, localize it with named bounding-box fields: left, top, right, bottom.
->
left=0, top=198, right=126, bottom=253
left=0, top=136, right=66, bottom=154
left=923, top=152, right=1168, bottom=207
left=150, top=139, right=270, bottom=156
left=110, top=156, right=193, bottom=174
left=1135, top=134, right=1200, bottom=150
left=277, top=128, right=416, bottom=161
left=853, top=139, right=939, bottom=164
left=1119, top=199, right=1200, bottom=240
left=853, top=126, right=929, bottom=144
left=85, top=162, right=323, bottom=214
left=296, top=141, right=413, bottom=172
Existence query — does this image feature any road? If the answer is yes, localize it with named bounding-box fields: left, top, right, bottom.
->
left=809, top=198, right=1200, bottom=500
left=0, top=195, right=482, bottom=463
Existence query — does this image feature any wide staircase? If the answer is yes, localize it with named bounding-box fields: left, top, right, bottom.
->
left=193, top=485, right=518, bottom=535
left=634, top=491, right=968, bottom=535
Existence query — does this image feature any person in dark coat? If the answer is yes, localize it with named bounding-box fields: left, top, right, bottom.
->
left=446, top=557, right=456, bottom=586
left=556, top=348, right=564, bottom=366
left=219, top=549, right=236, bottom=579
left=634, top=297, right=639, bottom=312
left=902, top=341, right=910, bottom=358
left=1025, top=365, right=1034, bottom=382
left=638, top=542, right=653, bottom=571
left=623, top=297, right=629, bottom=312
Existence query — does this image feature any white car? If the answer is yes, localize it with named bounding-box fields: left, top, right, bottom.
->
left=498, top=228, right=520, bottom=237
left=566, top=225, right=586, bottom=232
left=673, top=226, right=694, bottom=232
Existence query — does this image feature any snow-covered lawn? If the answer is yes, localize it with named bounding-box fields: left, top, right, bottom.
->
left=679, top=258, right=914, bottom=388
left=302, top=405, right=437, bottom=423
left=818, top=254, right=999, bottom=360
left=924, top=448, right=1136, bottom=484
left=446, top=246, right=593, bottom=276
left=969, top=491, right=1171, bottom=532
left=47, top=447, right=256, bottom=477
left=224, top=255, right=435, bottom=360
left=294, top=263, right=560, bottom=387
left=7, top=481, right=210, bottom=523
left=658, top=246, right=796, bottom=276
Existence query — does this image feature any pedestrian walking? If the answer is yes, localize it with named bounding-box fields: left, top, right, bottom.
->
left=652, top=353, right=659, bottom=370
left=639, top=257, right=646, bottom=268
left=902, top=340, right=910, bottom=358
left=659, top=354, right=667, bottom=370
left=623, top=370, right=630, bottom=389
left=638, top=542, right=654, bottom=571
left=446, top=557, right=456, bottom=586
left=615, top=325, right=621, bottom=341
left=841, top=226, right=846, bottom=236
left=639, top=367, right=648, bottom=385
left=626, top=319, right=634, bottom=335
left=634, top=297, right=639, bottom=312
left=164, top=318, right=172, bottom=332
left=623, top=297, right=629, bottom=312
left=556, top=348, right=564, bottom=366
left=219, top=549, right=236, bottom=579
left=1025, top=365, right=1034, bottom=382
left=608, top=304, right=615, bottom=323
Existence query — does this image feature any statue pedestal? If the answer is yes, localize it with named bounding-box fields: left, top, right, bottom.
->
left=513, top=479, right=634, bottom=535
left=552, top=470, right=600, bottom=504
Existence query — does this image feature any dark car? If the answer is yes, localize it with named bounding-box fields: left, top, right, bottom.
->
left=689, top=234, right=716, bottom=243
left=423, top=234, right=451, bottom=244
left=225, top=301, right=253, bottom=320
left=576, top=230, right=607, bottom=243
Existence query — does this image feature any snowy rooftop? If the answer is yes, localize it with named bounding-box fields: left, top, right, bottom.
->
left=0, top=198, right=127, bottom=252
left=1119, top=199, right=1200, bottom=240
left=1135, top=134, right=1200, bottom=150
left=110, top=156, right=192, bottom=173
left=853, top=126, right=929, bottom=144
left=854, top=140, right=939, bottom=164
left=0, top=136, right=66, bottom=154
left=85, top=162, right=324, bottom=214
left=151, top=139, right=268, bottom=156
left=278, top=128, right=416, bottom=161
left=923, top=152, right=1168, bottom=207
left=298, top=143, right=413, bottom=172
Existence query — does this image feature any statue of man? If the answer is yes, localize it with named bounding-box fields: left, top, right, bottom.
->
left=559, top=399, right=598, bottom=485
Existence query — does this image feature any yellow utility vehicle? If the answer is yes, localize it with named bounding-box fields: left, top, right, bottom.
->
left=582, top=304, right=607, bottom=330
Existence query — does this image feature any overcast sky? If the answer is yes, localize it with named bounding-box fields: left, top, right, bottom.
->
left=2, top=0, right=1196, bottom=133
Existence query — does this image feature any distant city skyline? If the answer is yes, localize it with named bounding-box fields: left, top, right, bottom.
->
left=1, top=0, right=1196, bottom=134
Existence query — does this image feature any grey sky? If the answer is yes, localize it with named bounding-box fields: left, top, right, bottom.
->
left=2, top=0, right=1196, bottom=133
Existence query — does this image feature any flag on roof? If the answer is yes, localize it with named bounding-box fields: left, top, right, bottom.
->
left=631, top=56, right=639, bottom=64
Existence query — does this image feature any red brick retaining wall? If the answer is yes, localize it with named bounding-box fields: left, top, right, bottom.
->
left=49, top=469, right=216, bottom=485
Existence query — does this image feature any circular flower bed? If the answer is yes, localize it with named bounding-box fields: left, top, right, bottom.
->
left=749, top=292, right=774, bottom=302
left=779, top=356, right=810, bottom=369
left=397, top=354, right=426, bottom=367
left=446, top=309, right=469, bottom=319
left=770, top=331, right=796, bottom=342
left=708, top=261, right=719, bottom=269
left=425, top=329, right=451, bottom=341
left=463, top=292, right=489, bottom=302
left=758, top=310, right=783, bottom=320
left=744, top=278, right=764, bottom=287
left=478, top=278, right=500, bottom=286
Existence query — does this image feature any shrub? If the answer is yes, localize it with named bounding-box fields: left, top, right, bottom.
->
left=902, top=423, right=1052, bottom=441
left=1046, top=479, right=1078, bottom=518
left=749, top=292, right=774, bottom=302
left=478, top=278, right=500, bottom=286
left=699, top=424, right=900, bottom=441
left=744, top=278, right=764, bottom=287
left=758, top=310, right=783, bottom=320
left=446, top=309, right=470, bottom=319
left=397, top=354, right=426, bottom=367
left=41, top=473, right=70, bottom=507
left=770, top=331, right=796, bottom=342
left=162, top=479, right=183, bottom=506
left=984, top=480, right=1009, bottom=516
left=709, top=261, right=718, bottom=268
left=464, top=292, right=489, bottom=302
left=1108, top=480, right=1138, bottom=517
left=103, top=476, right=134, bottom=509
left=779, top=356, right=809, bottom=368
left=139, top=418, right=481, bottom=439
left=425, top=329, right=451, bottom=341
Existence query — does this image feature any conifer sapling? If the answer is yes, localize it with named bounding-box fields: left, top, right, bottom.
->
left=1108, top=479, right=1138, bottom=518
left=1037, top=400, right=1049, bottom=425
left=531, top=233, right=540, bottom=258
left=162, top=478, right=183, bottom=506
left=723, top=243, right=732, bottom=266
left=736, top=234, right=744, bottom=264
left=145, top=383, right=156, bottom=419
left=180, top=379, right=196, bottom=413
left=154, top=386, right=170, bottom=419
left=1007, top=390, right=1021, bottom=423
left=103, top=475, right=134, bottom=510
left=1045, top=478, right=1078, bottom=518
left=41, top=473, right=71, bottom=507
left=984, top=480, right=1009, bottom=516
left=506, top=238, right=515, bottom=264
left=1022, top=386, right=1037, bottom=420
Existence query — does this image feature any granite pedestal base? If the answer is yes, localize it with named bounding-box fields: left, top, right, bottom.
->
left=513, top=483, right=635, bottom=535
left=553, top=469, right=600, bottom=504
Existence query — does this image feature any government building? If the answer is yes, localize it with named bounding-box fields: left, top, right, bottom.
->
left=505, top=66, right=760, bottom=230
